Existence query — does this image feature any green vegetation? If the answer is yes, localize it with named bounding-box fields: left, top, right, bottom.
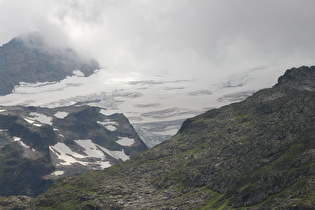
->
left=1, top=66, right=315, bottom=209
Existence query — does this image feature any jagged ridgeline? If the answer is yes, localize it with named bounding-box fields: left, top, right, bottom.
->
left=0, top=32, right=100, bottom=95
left=3, top=66, right=315, bottom=209
left=0, top=105, right=147, bottom=198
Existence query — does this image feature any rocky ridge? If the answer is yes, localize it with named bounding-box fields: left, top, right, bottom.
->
left=0, top=105, right=147, bottom=197
left=1, top=66, right=315, bottom=209
left=0, top=32, right=100, bottom=95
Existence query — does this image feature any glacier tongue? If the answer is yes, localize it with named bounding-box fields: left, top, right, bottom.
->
left=0, top=64, right=300, bottom=147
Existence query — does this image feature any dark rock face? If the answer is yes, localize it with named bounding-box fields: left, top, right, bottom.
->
left=23, top=66, right=315, bottom=209
left=0, top=32, right=100, bottom=95
left=0, top=105, right=147, bottom=197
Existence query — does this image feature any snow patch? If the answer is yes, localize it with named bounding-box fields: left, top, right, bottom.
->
left=75, top=139, right=107, bottom=158
left=73, top=70, right=85, bottom=77
left=24, top=118, right=42, bottom=127
left=50, top=142, right=86, bottom=166
left=51, top=170, right=65, bottom=176
left=97, top=119, right=119, bottom=131
left=13, top=137, right=30, bottom=149
left=0, top=110, right=5, bottom=112
left=116, top=137, right=135, bottom=146
left=13, top=137, right=21, bottom=141
left=24, top=118, right=35, bottom=124
left=54, top=111, right=69, bottom=118
left=50, top=141, right=112, bottom=169
left=29, top=112, right=52, bottom=125
left=97, top=145, right=130, bottom=161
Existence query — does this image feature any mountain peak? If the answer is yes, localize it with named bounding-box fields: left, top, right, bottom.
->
left=19, top=65, right=315, bottom=209
left=0, top=32, right=100, bottom=96
left=276, top=65, right=315, bottom=90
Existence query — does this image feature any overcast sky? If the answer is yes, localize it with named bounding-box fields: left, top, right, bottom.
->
left=0, top=0, right=315, bottom=80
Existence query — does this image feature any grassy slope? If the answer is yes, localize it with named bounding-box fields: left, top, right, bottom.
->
left=29, top=83, right=315, bottom=209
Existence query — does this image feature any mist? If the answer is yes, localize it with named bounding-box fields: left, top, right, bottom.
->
left=1, top=0, right=315, bottom=81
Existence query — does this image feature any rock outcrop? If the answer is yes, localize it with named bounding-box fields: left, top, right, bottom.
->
left=2, top=66, right=315, bottom=209
left=0, top=32, right=100, bottom=95
left=0, top=105, right=147, bottom=197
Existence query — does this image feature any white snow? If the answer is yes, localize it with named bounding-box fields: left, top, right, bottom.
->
left=97, top=119, right=119, bottom=131
left=50, top=141, right=115, bottom=169
left=50, top=142, right=86, bottom=166
left=24, top=118, right=42, bottom=127
left=13, top=137, right=30, bottom=149
left=29, top=112, right=53, bottom=125
left=24, top=118, right=35, bottom=124
left=97, top=145, right=130, bottom=161
left=54, top=111, right=69, bottom=118
left=74, top=139, right=107, bottom=158
left=20, top=141, right=30, bottom=149
left=51, top=170, right=65, bottom=176
left=73, top=70, right=85, bottom=77
left=116, top=137, right=135, bottom=146
left=0, top=109, right=5, bottom=112
left=13, top=136, right=21, bottom=141
left=0, top=63, right=306, bottom=147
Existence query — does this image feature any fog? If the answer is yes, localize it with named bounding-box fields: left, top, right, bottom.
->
left=1, top=0, right=315, bottom=81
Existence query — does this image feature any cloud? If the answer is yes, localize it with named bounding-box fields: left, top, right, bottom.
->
left=1, top=0, right=315, bottom=80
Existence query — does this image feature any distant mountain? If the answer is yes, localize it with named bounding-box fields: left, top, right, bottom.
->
left=12, top=66, right=314, bottom=209
left=0, top=32, right=100, bottom=95
left=0, top=105, right=147, bottom=197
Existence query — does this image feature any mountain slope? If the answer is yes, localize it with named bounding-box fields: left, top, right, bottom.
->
left=0, top=105, right=147, bottom=197
left=0, top=32, right=100, bottom=95
left=3, top=66, right=315, bottom=209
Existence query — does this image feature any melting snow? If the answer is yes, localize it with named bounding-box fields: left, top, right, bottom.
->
left=54, top=111, right=69, bottom=118
left=97, top=119, right=119, bottom=131
left=29, top=112, right=52, bottom=125
left=73, top=70, right=85, bottom=77
left=24, top=118, right=35, bottom=124
left=97, top=145, right=130, bottom=161
left=13, top=137, right=21, bottom=141
left=13, top=137, right=30, bottom=149
left=50, top=141, right=114, bottom=169
left=51, top=170, right=65, bottom=176
left=75, top=139, right=107, bottom=158
left=24, top=118, right=42, bottom=127
left=50, top=142, right=86, bottom=166
left=116, top=137, right=135, bottom=146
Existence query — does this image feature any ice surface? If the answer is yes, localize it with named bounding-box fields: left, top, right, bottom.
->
left=0, top=63, right=305, bottom=147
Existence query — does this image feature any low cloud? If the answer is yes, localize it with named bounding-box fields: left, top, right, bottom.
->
left=1, top=0, right=315, bottom=81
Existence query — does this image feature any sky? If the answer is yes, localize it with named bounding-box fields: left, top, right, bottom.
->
left=1, top=0, right=315, bottom=146
left=1, top=0, right=315, bottom=81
